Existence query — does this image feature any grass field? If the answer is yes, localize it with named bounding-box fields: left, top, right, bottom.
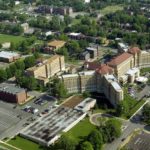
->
left=100, top=5, right=124, bottom=15
left=7, top=136, right=46, bottom=150
left=66, top=117, right=96, bottom=142
left=0, top=34, right=26, bottom=44
left=0, top=142, right=19, bottom=150
left=121, top=87, right=146, bottom=119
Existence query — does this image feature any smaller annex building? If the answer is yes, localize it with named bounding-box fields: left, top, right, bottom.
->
left=0, top=84, right=27, bottom=104
left=0, top=51, right=20, bottom=63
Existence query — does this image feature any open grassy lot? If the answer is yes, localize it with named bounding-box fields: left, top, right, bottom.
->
left=7, top=136, right=46, bottom=150
left=0, top=34, right=26, bottom=44
left=66, top=117, right=96, bottom=142
left=100, top=5, right=124, bottom=15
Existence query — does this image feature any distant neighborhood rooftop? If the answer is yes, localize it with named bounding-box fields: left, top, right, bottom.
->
left=0, top=51, right=19, bottom=59
left=48, top=40, right=66, bottom=47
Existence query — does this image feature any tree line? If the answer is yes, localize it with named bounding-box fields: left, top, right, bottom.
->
left=50, top=118, right=122, bottom=150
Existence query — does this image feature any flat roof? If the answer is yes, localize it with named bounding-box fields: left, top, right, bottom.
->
left=0, top=51, right=19, bottom=59
left=111, top=81, right=122, bottom=91
left=0, top=84, right=26, bottom=94
left=69, top=32, right=81, bottom=36
left=86, top=47, right=97, bottom=51
left=62, top=95, right=84, bottom=108
left=27, top=55, right=61, bottom=72
left=79, top=71, right=95, bottom=76
left=136, top=76, right=148, bottom=82
left=75, top=98, right=96, bottom=111
left=126, top=68, right=139, bottom=75
left=104, top=74, right=122, bottom=91
left=20, top=106, right=85, bottom=146
left=48, top=40, right=66, bottom=47
left=62, top=74, right=79, bottom=78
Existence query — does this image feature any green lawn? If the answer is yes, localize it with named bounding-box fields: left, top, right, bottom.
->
left=66, top=117, right=96, bottom=142
left=121, top=87, right=146, bottom=119
left=7, top=136, right=47, bottom=150
left=100, top=5, right=124, bottom=15
left=141, top=68, right=150, bottom=75
left=0, top=34, right=26, bottom=44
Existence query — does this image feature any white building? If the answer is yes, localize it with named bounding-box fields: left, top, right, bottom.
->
left=75, top=98, right=96, bottom=112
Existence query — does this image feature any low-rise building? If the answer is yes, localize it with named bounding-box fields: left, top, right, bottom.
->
left=79, top=51, right=90, bottom=61
left=118, top=42, right=129, bottom=53
left=75, top=98, right=96, bottom=112
left=45, top=40, right=66, bottom=53
left=21, top=23, right=29, bottom=32
left=1, top=42, right=11, bottom=49
left=86, top=47, right=98, bottom=59
left=0, top=51, right=20, bottom=63
left=0, top=84, right=27, bottom=104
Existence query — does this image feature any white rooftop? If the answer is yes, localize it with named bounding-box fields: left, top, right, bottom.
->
left=105, top=74, right=116, bottom=81
left=62, top=74, right=79, bottom=78
left=79, top=71, right=95, bottom=76
left=126, top=68, right=139, bottom=76
left=104, top=74, right=122, bottom=91
left=75, top=98, right=96, bottom=112
left=111, top=81, right=122, bottom=91
left=86, top=47, right=97, bottom=51
left=0, top=51, right=19, bottom=59
left=136, top=76, right=148, bottom=83
left=69, top=32, right=81, bottom=36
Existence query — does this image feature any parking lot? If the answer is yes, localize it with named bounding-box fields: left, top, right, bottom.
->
left=0, top=94, right=57, bottom=140
left=0, top=100, right=30, bottom=139
left=126, top=131, right=150, bottom=150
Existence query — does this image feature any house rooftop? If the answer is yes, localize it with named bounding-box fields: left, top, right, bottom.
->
left=96, top=64, right=113, bottom=75
left=48, top=40, right=66, bottom=47
left=84, top=62, right=100, bottom=70
left=107, top=52, right=133, bottom=66
left=128, top=47, right=141, bottom=54
left=0, top=51, right=19, bottom=59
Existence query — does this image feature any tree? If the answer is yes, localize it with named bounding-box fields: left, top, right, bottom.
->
left=64, top=15, right=72, bottom=25
left=87, top=130, right=103, bottom=150
left=0, top=69, right=7, bottom=82
left=19, top=76, right=37, bottom=90
left=9, top=63, right=17, bottom=76
left=52, top=78, right=68, bottom=98
left=57, top=47, right=69, bottom=61
left=24, top=56, right=36, bottom=68
left=66, top=40, right=81, bottom=54
left=116, top=101, right=129, bottom=117
left=101, top=119, right=121, bottom=142
left=15, top=60, right=25, bottom=71
left=5, top=67, right=12, bottom=79
left=142, top=104, right=150, bottom=124
left=53, top=135, right=77, bottom=150
left=79, top=141, right=93, bottom=150
left=82, top=91, right=91, bottom=98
